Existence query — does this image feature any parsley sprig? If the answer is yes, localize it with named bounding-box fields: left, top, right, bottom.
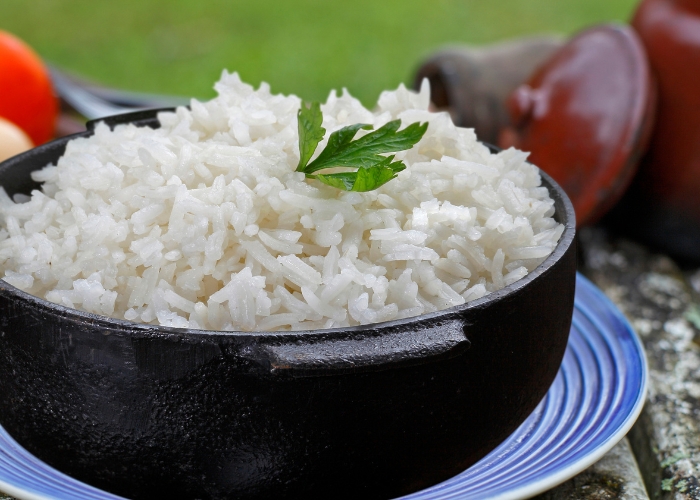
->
left=295, top=102, right=428, bottom=192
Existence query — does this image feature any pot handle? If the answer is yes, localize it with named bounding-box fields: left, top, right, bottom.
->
left=255, top=317, right=470, bottom=377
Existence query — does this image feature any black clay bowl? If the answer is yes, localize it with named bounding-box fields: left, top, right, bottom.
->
left=0, top=109, right=576, bottom=500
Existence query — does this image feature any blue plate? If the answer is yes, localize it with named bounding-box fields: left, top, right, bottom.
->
left=0, top=274, right=647, bottom=500
left=401, top=273, right=648, bottom=500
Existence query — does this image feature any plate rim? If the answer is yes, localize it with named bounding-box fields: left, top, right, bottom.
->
left=400, top=273, right=648, bottom=500
left=494, top=275, right=647, bottom=500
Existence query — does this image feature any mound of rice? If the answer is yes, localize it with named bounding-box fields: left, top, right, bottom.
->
left=0, top=72, right=563, bottom=331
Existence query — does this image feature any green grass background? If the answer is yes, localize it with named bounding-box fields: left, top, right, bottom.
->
left=1, top=0, right=638, bottom=106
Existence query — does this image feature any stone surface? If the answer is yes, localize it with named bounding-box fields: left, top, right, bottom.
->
left=535, top=437, right=649, bottom=500
left=579, top=227, right=700, bottom=500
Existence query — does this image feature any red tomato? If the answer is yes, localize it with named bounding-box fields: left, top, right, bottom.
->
left=0, top=30, right=58, bottom=146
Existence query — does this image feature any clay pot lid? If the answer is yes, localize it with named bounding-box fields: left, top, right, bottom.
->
left=499, top=24, right=656, bottom=226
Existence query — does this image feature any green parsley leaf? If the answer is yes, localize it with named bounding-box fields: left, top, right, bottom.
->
left=295, top=101, right=428, bottom=192
left=309, top=155, right=406, bottom=192
left=296, top=102, right=326, bottom=170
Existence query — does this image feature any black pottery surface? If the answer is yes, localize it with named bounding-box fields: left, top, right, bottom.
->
left=0, top=110, right=577, bottom=499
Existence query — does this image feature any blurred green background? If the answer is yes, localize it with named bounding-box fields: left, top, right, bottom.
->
left=1, top=0, right=638, bottom=106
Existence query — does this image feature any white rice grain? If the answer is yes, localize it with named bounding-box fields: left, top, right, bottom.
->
left=0, top=72, right=564, bottom=331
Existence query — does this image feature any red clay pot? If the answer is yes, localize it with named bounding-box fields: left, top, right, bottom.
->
left=499, top=24, right=656, bottom=227
left=613, top=0, right=700, bottom=261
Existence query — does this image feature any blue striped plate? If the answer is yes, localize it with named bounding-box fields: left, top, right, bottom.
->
left=0, top=274, right=647, bottom=500
left=401, top=273, right=648, bottom=500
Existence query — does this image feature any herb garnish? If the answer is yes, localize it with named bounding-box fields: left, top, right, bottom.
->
left=295, top=102, right=428, bottom=192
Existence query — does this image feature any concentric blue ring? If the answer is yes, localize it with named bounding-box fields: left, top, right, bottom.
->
left=0, top=274, right=647, bottom=500
left=401, top=273, right=648, bottom=500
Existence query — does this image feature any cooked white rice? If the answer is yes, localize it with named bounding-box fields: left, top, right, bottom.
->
left=0, top=72, right=563, bottom=331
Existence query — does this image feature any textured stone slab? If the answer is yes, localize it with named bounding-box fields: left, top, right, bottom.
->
left=579, top=227, right=700, bottom=500
left=535, top=437, right=649, bottom=500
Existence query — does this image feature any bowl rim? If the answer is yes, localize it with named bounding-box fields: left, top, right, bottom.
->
left=0, top=118, right=576, bottom=340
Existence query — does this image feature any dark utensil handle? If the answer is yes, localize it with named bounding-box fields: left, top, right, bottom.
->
left=85, top=107, right=175, bottom=131
left=258, top=318, right=470, bottom=377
